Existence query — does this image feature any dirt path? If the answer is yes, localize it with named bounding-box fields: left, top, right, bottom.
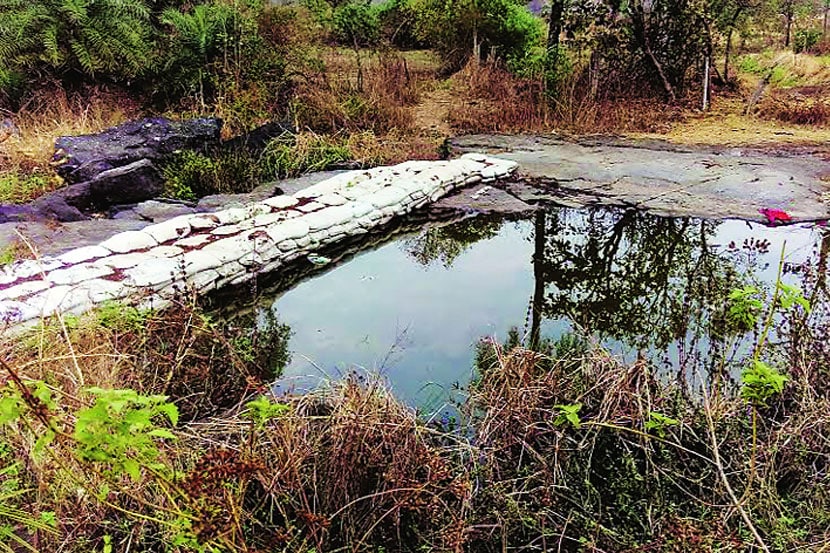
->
left=411, top=87, right=452, bottom=137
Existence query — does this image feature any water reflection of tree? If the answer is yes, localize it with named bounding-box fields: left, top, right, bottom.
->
left=402, top=217, right=503, bottom=268
left=530, top=208, right=747, bottom=353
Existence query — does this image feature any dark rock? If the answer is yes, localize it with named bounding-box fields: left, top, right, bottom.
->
left=31, top=195, right=87, bottom=222
left=56, top=182, right=93, bottom=210
left=0, top=194, right=87, bottom=223
left=87, top=159, right=163, bottom=208
left=222, top=120, right=295, bottom=152
left=0, top=204, right=39, bottom=223
left=53, top=117, right=222, bottom=183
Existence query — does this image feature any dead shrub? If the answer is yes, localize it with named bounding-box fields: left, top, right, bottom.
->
left=239, top=376, right=470, bottom=551
left=293, top=52, right=420, bottom=134
left=464, top=338, right=830, bottom=551
left=2, top=299, right=288, bottom=422
left=448, top=61, right=549, bottom=133
left=758, top=88, right=830, bottom=126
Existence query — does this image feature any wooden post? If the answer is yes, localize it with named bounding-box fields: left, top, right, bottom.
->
left=703, top=55, right=710, bottom=111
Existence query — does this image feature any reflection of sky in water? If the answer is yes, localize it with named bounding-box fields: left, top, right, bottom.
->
left=273, top=221, right=544, bottom=408
left=271, top=207, right=824, bottom=408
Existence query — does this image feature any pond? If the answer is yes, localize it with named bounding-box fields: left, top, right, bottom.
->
left=219, top=205, right=828, bottom=411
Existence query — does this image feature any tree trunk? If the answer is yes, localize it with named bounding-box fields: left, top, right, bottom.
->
left=703, top=55, right=710, bottom=110
left=785, top=12, right=793, bottom=47
left=547, top=0, right=565, bottom=50
left=631, top=2, right=676, bottom=102
left=722, top=7, right=743, bottom=81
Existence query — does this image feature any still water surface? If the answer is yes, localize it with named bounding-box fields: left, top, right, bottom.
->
left=266, top=206, right=826, bottom=408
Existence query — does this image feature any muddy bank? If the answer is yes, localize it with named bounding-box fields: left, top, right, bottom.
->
left=448, top=134, right=830, bottom=222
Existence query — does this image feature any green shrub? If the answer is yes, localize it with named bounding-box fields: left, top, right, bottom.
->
left=161, top=150, right=216, bottom=200
left=161, top=147, right=262, bottom=200
left=0, top=0, right=154, bottom=81
left=375, top=0, right=425, bottom=48
left=333, top=1, right=380, bottom=48
left=260, top=132, right=351, bottom=179
left=794, top=29, right=822, bottom=54
left=412, top=0, right=543, bottom=70
left=158, top=0, right=289, bottom=119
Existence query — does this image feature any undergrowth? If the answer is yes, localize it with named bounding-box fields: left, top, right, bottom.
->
left=1, top=255, right=828, bottom=551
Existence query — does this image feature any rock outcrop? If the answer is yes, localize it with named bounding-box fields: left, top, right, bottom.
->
left=52, top=117, right=221, bottom=184
left=0, top=154, right=518, bottom=333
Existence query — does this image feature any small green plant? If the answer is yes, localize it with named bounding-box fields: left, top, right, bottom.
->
left=737, top=55, right=763, bottom=75
left=243, top=395, right=290, bottom=428
left=644, top=411, right=679, bottom=438
left=73, top=388, right=178, bottom=481
left=0, top=242, right=27, bottom=266
left=553, top=402, right=582, bottom=429
left=741, top=360, right=788, bottom=407
left=776, top=282, right=810, bottom=312
left=95, top=301, right=150, bottom=332
left=0, top=172, right=59, bottom=204
left=726, top=285, right=763, bottom=332
left=0, top=456, right=57, bottom=552
left=161, top=150, right=216, bottom=200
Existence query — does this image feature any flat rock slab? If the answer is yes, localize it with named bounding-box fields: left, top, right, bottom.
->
left=431, top=184, right=536, bottom=215
left=449, top=134, right=830, bottom=222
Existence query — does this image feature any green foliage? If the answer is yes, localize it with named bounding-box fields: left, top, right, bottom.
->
left=777, top=282, right=810, bottom=312
left=644, top=411, right=679, bottom=438
left=553, top=402, right=582, bottom=428
left=375, top=0, right=425, bottom=48
left=741, top=360, right=788, bottom=407
left=727, top=285, right=764, bottom=333
left=73, top=388, right=178, bottom=481
left=160, top=1, right=239, bottom=100
left=540, top=44, right=572, bottom=95
left=0, top=0, right=154, bottom=80
left=95, top=301, right=150, bottom=332
left=793, top=28, right=821, bottom=53
left=412, top=0, right=543, bottom=70
left=0, top=172, right=59, bottom=204
left=0, top=458, right=57, bottom=552
left=333, top=1, right=380, bottom=48
left=161, top=150, right=212, bottom=200
left=0, top=244, right=21, bottom=266
left=260, top=132, right=351, bottom=179
left=738, top=54, right=764, bottom=74
left=0, top=67, right=25, bottom=106
left=159, top=0, right=288, bottom=115
left=243, top=395, right=290, bottom=428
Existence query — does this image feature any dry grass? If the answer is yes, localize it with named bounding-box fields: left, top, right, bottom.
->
left=0, top=86, right=138, bottom=204
left=231, top=376, right=470, bottom=551
left=0, top=87, right=138, bottom=174
left=2, top=297, right=830, bottom=551
left=446, top=61, right=550, bottom=134
left=466, top=339, right=830, bottom=552
left=632, top=94, right=830, bottom=150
